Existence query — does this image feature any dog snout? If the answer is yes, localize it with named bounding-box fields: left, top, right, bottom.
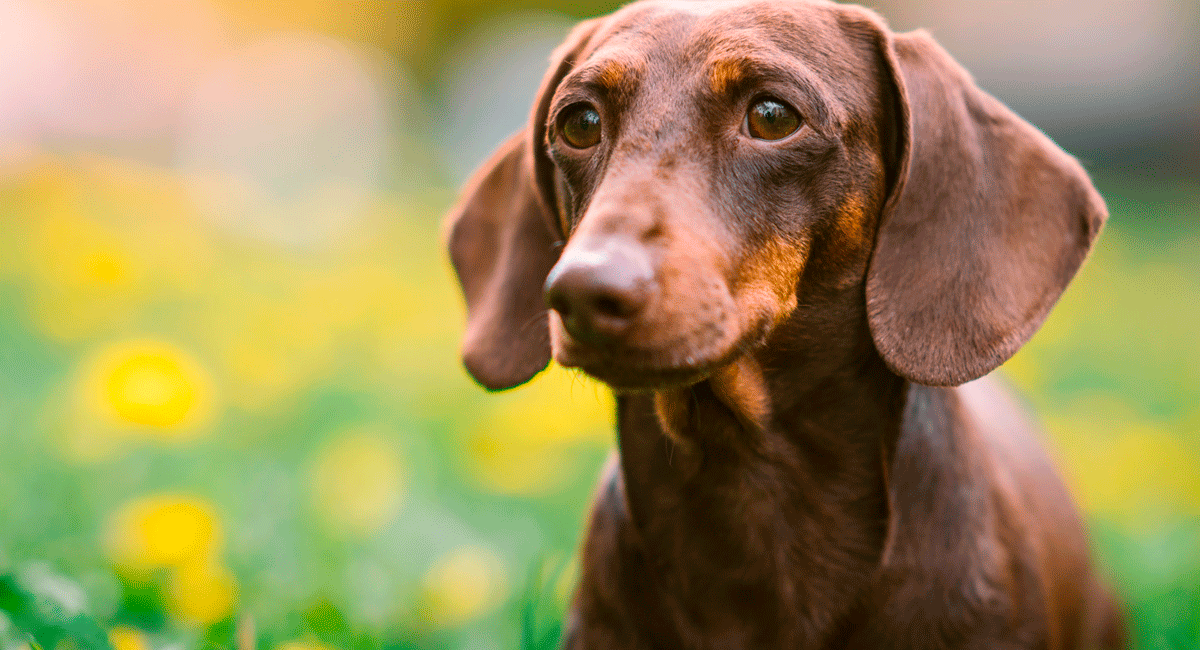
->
left=545, top=238, right=655, bottom=345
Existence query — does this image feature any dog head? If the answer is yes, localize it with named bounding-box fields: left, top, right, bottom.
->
left=446, top=0, right=1106, bottom=392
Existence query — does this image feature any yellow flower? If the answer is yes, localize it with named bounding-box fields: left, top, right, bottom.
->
left=1049, top=404, right=1200, bottom=530
left=205, top=282, right=338, bottom=411
left=466, top=434, right=569, bottom=496
left=167, top=557, right=238, bottom=626
left=108, top=494, right=223, bottom=571
left=82, top=340, right=215, bottom=436
left=999, top=350, right=1044, bottom=394
left=422, top=545, right=508, bottom=627
left=309, top=430, right=406, bottom=535
left=12, top=167, right=152, bottom=341
left=107, top=495, right=237, bottom=625
left=109, top=626, right=150, bottom=650
left=31, top=201, right=137, bottom=290
left=466, top=365, right=613, bottom=495
left=277, top=641, right=336, bottom=650
left=107, top=351, right=198, bottom=428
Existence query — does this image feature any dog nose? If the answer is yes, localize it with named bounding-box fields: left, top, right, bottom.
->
left=544, top=239, right=654, bottom=345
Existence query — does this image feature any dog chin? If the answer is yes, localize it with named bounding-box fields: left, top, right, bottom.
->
left=577, top=363, right=714, bottom=392
left=553, top=338, right=746, bottom=392
left=548, top=306, right=782, bottom=390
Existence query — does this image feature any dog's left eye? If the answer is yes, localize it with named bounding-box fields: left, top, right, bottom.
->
left=747, top=98, right=801, bottom=141
left=560, top=104, right=603, bottom=149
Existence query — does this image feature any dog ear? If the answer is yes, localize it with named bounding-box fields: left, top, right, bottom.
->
left=445, top=19, right=603, bottom=390
left=865, top=30, right=1107, bottom=387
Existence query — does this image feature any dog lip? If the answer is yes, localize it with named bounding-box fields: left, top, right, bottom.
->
left=555, top=337, right=746, bottom=391
left=570, top=358, right=717, bottom=391
left=550, top=303, right=776, bottom=390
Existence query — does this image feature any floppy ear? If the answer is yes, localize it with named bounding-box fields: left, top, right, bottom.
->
left=445, top=20, right=603, bottom=390
left=866, top=30, right=1107, bottom=387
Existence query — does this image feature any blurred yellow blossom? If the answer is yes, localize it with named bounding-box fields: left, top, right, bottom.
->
left=109, top=626, right=150, bottom=650
left=167, top=557, right=238, bottom=626
left=6, top=158, right=219, bottom=340
left=107, top=494, right=236, bottom=625
left=82, top=157, right=218, bottom=295
left=23, top=175, right=147, bottom=340
left=466, top=365, right=612, bottom=495
left=203, top=274, right=341, bottom=410
left=277, top=641, right=336, bottom=650
left=1050, top=411, right=1200, bottom=529
left=107, top=494, right=223, bottom=571
left=999, top=351, right=1045, bottom=395
left=82, top=339, right=215, bottom=436
left=26, top=198, right=138, bottom=291
left=106, top=348, right=201, bottom=428
left=28, top=185, right=137, bottom=289
left=422, top=545, right=509, bottom=627
left=309, top=430, right=406, bottom=535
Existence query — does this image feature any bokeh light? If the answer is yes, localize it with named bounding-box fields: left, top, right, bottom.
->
left=421, top=545, right=509, bottom=628
left=309, top=429, right=407, bottom=536
left=167, top=557, right=239, bottom=625
left=107, top=494, right=223, bottom=571
left=109, top=625, right=151, bottom=650
left=91, top=340, right=214, bottom=431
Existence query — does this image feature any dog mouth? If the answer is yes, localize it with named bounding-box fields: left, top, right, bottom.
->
left=550, top=313, right=770, bottom=391
left=564, top=351, right=729, bottom=391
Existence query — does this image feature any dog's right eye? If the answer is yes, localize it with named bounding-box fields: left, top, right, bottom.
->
left=560, top=104, right=603, bottom=149
left=747, top=98, right=801, bottom=141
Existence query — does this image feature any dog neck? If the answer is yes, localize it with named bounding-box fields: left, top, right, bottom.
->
left=611, top=287, right=909, bottom=639
left=634, top=284, right=906, bottom=483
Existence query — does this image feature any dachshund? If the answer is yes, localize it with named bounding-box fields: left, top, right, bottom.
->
left=444, top=1, right=1124, bottom=648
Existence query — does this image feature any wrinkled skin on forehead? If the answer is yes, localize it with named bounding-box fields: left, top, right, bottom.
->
left=543, top=0, right=895, bottom=390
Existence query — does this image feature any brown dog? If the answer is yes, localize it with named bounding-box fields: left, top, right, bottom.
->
left=445, top=1, right=1123, bottom=648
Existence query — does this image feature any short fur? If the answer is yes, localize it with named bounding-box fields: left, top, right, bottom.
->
left=444, top=1, right=1123, bottom=648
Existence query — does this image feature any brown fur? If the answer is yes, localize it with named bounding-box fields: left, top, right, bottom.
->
left=444, top=1, right=1124, bottom=648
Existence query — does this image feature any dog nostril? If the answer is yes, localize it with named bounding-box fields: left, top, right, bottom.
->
left=547, top=289, right=573, bottom=320
left=593, top=294, right=631, bottom=319
left=544, top=239, right=655, bottom=343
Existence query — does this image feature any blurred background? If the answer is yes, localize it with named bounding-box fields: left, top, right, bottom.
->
left=0, top=0, right=1196, bottom=649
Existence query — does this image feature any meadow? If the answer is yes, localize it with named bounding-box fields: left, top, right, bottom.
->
left=0, top=1, right=1197, bottom=649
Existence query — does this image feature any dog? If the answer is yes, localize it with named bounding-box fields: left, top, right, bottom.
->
left=444, top=1, right=1124, bottom=648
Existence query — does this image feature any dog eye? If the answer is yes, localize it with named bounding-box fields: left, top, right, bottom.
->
left=747, top=98, right=801, bottom=141
left=560, top=104, right=603, bottom=149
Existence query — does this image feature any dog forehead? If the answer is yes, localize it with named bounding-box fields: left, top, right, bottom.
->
left=577, top=0, right=867, bottom=92
left=603, top=0, right=844, bottom=47
left=604, top=0, right=837, bottom=28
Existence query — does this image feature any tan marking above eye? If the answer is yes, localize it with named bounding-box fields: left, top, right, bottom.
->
left=597, top=60, right=632, bottom=93
left=747, top=98, right=801, bottom=140
left=708, top=58, right=746, bottom=95
left=575, top=57, right=644, bottom=100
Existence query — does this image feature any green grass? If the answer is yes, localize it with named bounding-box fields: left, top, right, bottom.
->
left=0, top=158, right=1197, bottom=649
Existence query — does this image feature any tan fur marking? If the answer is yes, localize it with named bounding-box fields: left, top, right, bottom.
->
left=709, top=355, right=770, bottom=432
left=597, top=60, right=631, bottom=93
left=708, top=58, right=746, bottom=95
left=654, top=388, right=691, bottom=444
left=735, top=237, right=809, bottom=315
left=653, top=388, right=703, bottom=476
left=837, top=193, right=867, bottom=244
